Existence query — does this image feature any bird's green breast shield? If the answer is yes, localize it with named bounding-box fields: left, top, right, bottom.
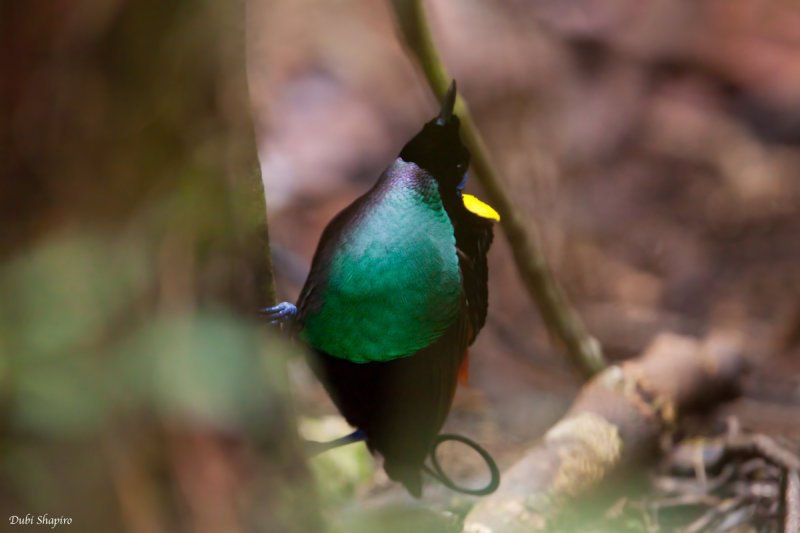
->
left=302, top=159, right=463, bottom=363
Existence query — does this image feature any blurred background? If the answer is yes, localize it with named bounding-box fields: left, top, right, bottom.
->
left=3, top=0, right=800, bottom=531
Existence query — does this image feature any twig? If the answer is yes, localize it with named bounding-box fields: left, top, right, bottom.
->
left=388, top=0, right=606, bottom=378
left=658, top=428, right=799, bottom=532
left=725, top=434, right=800, bottom=472
left=784, top=469, right=800, bottom=533
left=681, top=498, right=744, bottom=533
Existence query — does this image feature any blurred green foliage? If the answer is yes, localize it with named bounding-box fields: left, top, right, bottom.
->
left=0, top=231, right=295, bottom=436
left=0, top=229, right=308, bottom=530
left=0, top=233, right=146, bottom=437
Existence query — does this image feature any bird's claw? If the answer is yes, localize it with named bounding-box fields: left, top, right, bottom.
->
left=258, top=302, right=297, bottom=326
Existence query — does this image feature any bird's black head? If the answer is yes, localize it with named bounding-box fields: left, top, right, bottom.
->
left=399, top=81, right=470, bottom=193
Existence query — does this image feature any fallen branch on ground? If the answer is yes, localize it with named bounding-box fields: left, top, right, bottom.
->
left=463, top=332, right=747, bottom=533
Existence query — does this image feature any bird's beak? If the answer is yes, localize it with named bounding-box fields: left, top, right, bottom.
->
left=436, top=80, right=457, bottom=125
left=462, top=194, right=500, bottom=221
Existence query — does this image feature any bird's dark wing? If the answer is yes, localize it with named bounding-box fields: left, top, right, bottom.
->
left=308, top=306, right=470, bottom=497
left=454, top=211, right=495, bottom=343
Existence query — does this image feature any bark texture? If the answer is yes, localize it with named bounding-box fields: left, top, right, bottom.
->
left=463, top=332, right=747, bottom=533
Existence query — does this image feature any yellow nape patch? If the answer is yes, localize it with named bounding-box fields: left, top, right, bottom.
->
left=462, top=194, right=500, bottom=221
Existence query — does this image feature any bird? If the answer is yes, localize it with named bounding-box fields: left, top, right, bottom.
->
left=261, top=81, right=499, bottom=497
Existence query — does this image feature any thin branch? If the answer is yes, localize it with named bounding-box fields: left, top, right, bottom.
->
left=388, top=0, right=607, bottom=378
left=784, top=469, right=800, bottom=533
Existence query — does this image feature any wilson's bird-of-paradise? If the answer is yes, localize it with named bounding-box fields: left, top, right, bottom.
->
left=262, top=81, right=499, bottom=497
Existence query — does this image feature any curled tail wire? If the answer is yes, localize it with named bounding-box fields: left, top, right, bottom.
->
left=305, top=430, right=500, bottom=496
left=423, top=433, right=500, bottom=496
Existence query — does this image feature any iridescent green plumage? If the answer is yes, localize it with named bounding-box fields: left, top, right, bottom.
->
left=302, top=159, right=462, bottom=362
